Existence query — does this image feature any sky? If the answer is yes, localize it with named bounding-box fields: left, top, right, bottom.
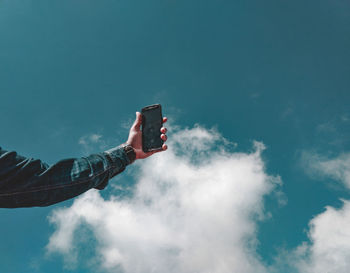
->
left=0, top=0, right=350, bottom=272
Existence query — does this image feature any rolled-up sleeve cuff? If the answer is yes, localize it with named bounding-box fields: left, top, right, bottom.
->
left=104, top=145, right=131, bottom=178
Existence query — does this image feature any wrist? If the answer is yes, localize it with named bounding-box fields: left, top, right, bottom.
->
left=122, top=144, right=136, bottom=164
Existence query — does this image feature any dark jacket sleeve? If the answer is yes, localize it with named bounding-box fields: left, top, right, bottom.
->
left=0, top=146, right=131, bottom=208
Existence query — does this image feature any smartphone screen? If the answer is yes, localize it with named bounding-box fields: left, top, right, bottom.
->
left=141, top=104, right=163, bottom=153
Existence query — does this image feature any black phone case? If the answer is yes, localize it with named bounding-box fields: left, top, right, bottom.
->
left=141, top=104, right=163, bottom=153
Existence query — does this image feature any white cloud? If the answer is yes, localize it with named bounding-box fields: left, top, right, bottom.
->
left=286, top=152, right=350, bottom=273
left=79, top=133, right=102, bottom=145
left=47, top=125, right=282, bottom=273
left=78, top=133, right=106, bottom=155
left=302, top=152, right=350, bottom=189
left=48, top=129, right=350, bottom=273
left=291, top=200, right=350, bottom=273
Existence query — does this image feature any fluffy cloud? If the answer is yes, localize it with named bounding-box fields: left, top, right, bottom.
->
left=292, top=200, right=350, bottom=273
left=48, top=129, right=350, bottom=273
left=291, top=152, right=350, bottom=273
left=47, top=125, right=282, bottom=273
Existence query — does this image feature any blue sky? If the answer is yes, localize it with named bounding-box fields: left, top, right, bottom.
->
left=1, top=0, right=350, bottom=272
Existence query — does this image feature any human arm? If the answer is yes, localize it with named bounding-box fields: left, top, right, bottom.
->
left=0, top=145, right=131, bottom=208
left=0, top=112, right=168, bottom=208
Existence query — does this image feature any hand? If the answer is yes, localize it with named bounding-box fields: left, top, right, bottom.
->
left=126, top=112, right=168, bottom=160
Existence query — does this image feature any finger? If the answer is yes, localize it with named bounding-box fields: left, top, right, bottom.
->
left=162, top=117, right=168, bottom=123
left=148, top=144, right=168, bottom=155
left=161, top=134, right=167, bottom=141
left=160, top=127, right=167, bottom=134
left=132, top=112, right=142, bottom=131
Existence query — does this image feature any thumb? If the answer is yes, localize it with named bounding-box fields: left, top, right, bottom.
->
left=132, top=112, right=142, bottom=131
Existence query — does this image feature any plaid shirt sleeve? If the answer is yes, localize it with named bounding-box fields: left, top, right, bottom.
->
left=0, top=146, right=131, bottom=208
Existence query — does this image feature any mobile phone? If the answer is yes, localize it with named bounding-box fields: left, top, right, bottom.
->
left=141, top=104, right=163, bottom=153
